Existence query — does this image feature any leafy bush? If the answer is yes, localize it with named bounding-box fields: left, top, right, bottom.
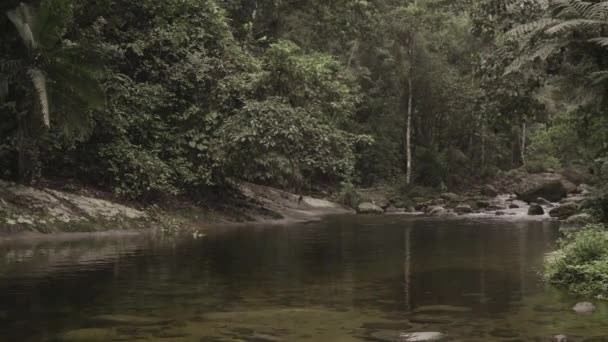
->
left=545, top=224, right=608, bottom=298
left=335, top=182, right=362, bottom=208
left=525, top=155, right=561, bottom=174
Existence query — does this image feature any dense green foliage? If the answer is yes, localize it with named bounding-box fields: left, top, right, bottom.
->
left=2, top=0, right=608, bottom=202
left=545, top=224, right=608, bottom=298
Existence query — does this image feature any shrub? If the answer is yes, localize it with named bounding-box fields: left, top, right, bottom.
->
left=525, top=155, right=561, bottom=173
left=544, top=224, right=608, bottom=298
left=335, top=182, right=362, bottom=208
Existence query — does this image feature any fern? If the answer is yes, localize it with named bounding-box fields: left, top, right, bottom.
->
left=28, top=68, right=49, bottom=127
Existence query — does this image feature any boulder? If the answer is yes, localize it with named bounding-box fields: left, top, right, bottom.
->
left=528, top=204, right=545, bottom=216
left=559, top=167, right=591, bottom=185
left=399, top=332, right=448, bottom=342
left=536, top=197, right=552, bottom=206
left=566, top=213, right=594, bottom=225
left=495, top=211, right=506, bottom=216
left=476, top=200, right=490, bottom=208
left=385, top=206, right=406, bottom=214
left=549, top=203, right=579, bottom=220
left=516, top=179, right=569, bottom=203
left=481, top=185, right=498, bottom=197
left=573, top=302, right=596, bottom=314
left=357, top=202, right=384, bottom=215
left=509, top=203, right=520, bottom=209
left=440, top=192, right=460, bottom=202
left=426, top=206, right=447, bottom=216
left=487, top=204, right=507, bottom=211
left=562, top=180, right=578, bottom=194
left=454, top=205, right=473, bottom=214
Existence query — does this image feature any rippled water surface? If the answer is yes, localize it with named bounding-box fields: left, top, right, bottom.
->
left=0, top=215, right=607, bottom=341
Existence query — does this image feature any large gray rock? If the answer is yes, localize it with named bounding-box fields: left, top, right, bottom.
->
left=549, top=203, right=579, bottom=220
left=357, top=202, right=384, bottom=215
left=426, top=206, right=449, bottom=217
left=455, top=205, right=473, bottom=214
left=559, top=167, right=592, bottom=185
left=528, top=204, right=545, bottom=216
left=440, top=192, right=460, bottom=202
left=516, top=179, right=570, bottom=203
left=399, top=332, right=448, bottom=341
left=536, top=197, right=552, bottom=206
left=385, top=206, right=406, bottom=214
left=481, top=185, right=498, bottom=197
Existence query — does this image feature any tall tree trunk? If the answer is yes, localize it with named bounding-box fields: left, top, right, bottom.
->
left=480, top=121, right=485, bottom=173
left=521, top=121, right=526, bottom=166
left=405, top=34, right=414, bottom=185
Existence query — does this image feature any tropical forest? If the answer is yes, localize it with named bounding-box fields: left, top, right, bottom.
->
left=3, top=0, right=608, bottom=341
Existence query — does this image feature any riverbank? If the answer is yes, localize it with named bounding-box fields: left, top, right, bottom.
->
left=0, top=167, right=599, bottom=236
left=0, top=179, right=351, bottom=236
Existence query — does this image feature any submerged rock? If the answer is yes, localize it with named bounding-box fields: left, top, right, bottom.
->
left=528, top=204, right=545, bottom=216
left=573, top=302, right=596, bottom=314
left=357, top=202, right=384, bottom=215
left=399, top=332, right=448, bottom=341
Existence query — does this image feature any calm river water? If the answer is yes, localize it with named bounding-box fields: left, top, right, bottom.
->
left=0, top=215, right=607, bottom=341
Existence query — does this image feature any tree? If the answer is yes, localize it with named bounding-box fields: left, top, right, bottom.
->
left=1, top=0, right=103, bottom=183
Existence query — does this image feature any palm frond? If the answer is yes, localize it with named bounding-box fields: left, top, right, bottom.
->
left=28, top=68, right=50, bottom=128
left=545, top=18, right=605, bottom=35
left=36, top=0, right=73, bottom=49
left=6, top=3, right=37, bottom=50
left=505, top=40, right=568, bottom=75
left=507, top=18, right=561, bottom=37
left=588, top=70, right=608, bottom=85
left=588, top=36, right=608, bottom=47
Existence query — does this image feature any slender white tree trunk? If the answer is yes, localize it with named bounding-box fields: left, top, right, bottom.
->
left=480, top=121, right=485, bottom=171
left=521, top=121, right=526, bottom=166
left=405, top=35, right=414, bottom=185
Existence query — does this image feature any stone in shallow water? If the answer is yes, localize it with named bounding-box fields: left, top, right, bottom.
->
left=552, top=334, right=568, bottom=342
left=573, top=302, right=596, bottom=314
left=399, top=332, right=448, bottom=341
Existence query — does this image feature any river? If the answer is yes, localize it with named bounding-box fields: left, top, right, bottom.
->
left=0, top=215, right=607, bottom=341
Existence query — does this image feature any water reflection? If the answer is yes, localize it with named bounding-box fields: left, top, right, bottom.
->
left=1, top=215, right=603, bottom=341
